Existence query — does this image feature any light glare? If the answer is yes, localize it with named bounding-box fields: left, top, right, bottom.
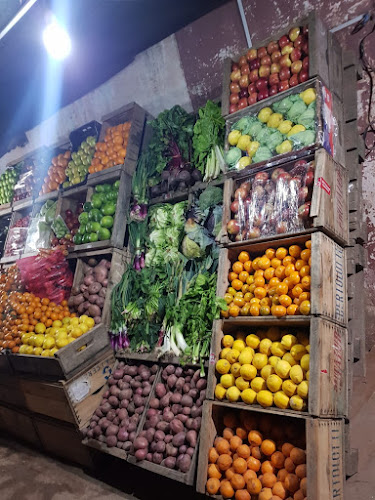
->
left=43, top=19, right=71, bottom=60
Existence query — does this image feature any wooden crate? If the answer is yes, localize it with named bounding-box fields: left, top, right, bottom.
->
left=196, top=401, right=345, bottom=500
left=221, top=11, right=343, bottom=117
left=217, top=231, right=347, bottom=326
left=224, top=78, right=345, bottom=175
left=207, top=317, right=348, bottom=418
left=62, top=349, right=115, bottom=429
left=7, top=323, right=109, bottom=381
left=220, top=148, right=348, bottom=247
left=0, top=374, right=25, bottom=407
left=0, top=403, right=41, bottom=447
left=69, top=247, right=129, bottom=328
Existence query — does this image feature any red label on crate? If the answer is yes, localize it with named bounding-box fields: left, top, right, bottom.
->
left=318, top=177, right=331, bottom=195
left=209, top=352, right=216, bottom=365
left=321, top=369, right=328, bottom=374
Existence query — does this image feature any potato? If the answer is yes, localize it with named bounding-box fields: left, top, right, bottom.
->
left=172, top=432, right=186, bottom=447
left=169, top=419, right=184, bottom=435
left=155, top=383, right=166, bottom=399
left=177, top=454, right=191, bottom=473
left=181, top=395, right=193, bottom=407
left=164, top=456, right=176, bottom=469
left=186, top=430, right=197, bottom=447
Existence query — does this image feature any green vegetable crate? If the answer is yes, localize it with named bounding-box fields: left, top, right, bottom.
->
left=224, top=78, right=345, bottom=177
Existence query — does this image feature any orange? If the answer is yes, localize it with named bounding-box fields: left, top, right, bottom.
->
left=254, top=276, right=266, bottom=287
left=209, top=447, right=220, bottom=462
left=243, top=469, right=257, bottom=483
left=299, top=300, right=310, bottom=315
left=220, top=480, right=235, bottom=499
left=260, top=305, right=270, bottom=316
left=301, top=276, right=311, bottom=290
left=305, top=239, right=311, bottom=249
left=300, top=249, right=311, bottom=261
left=299, top=265, right=310, bottom=277
left=232, top=279, right=244, bottom=291
left=275, top=247, right=287, bottom=260
left=292, top=285, right=303, bottom=297
left=250, top=303, right=260, bottom=316
left=208, top=463, right=222, bottom=479
left=225, top=467, right=236, bottom=480
left=281, top=443, right=294, bottom=457
left=234, top=490, right=251, bottom=500
left=246, top=276, right=254, bottom=286
left=279, top=294, right=292, bottom=307
left=238, top=251, right=250, bottom=263
left=265, top=248, right=276, bottom=259
left=275, top=266, right=286, bottom=279
left=254, top=287, right=267, bottom=300
left=229, top=305, right=241, bottom=317
left=258, top=257, right=271, bottom=270
left=206, top=477, right=221, bottom=495
left=239, top=271, right=249, bottom=283
left=237, top=444, right=250, bottom=459
left=252, top=257, right=260, bottom=270
left=264, top=267, right=275, bottom=281
left=286, top=304, right=299, bottom=315
left=248, top=430, right=263, bottom=446
left=285, top=473, right=299, bottom=493
left=277, top=469, right=288, bottom=482
left=230, top=435, right=243, bottom=451
left=217, top=454, right=233, bottom=471
left=271, top=451, right=285, bottom=469
left=231, top=474, right=246, bottom=490
left=233, top=457, right=247, bottom=474
left=251, top=446, right=262, bottom=459
left=285, top=264, right=295, bottom=277
left=272, top=481, right=287, bottom=499
left=247, top=456, right=261, bottom=472
left=284, top=457, right=296, bottom=472
left=276, top=282, right=288, bottom=295
left=290, top=447, right=306, bottom=465
left=229, top=272, right=239, bottom=282
left=254, top=269, right=264, bottom=277
left=244, top=260, right=252, bottom=272
left=223, top=428, right=235, bottom=440
left=289, top=271, right=300, bottom=285
left=216, top=439, right=230, bottom=455
left=295, top=259, right=305, bottom=271
left=261, top=472, right=277, bottom=488
left=295, top=464, right=307, bottom=479
left=299, top=292, right=310, bottom=302
left=247, top=478, right=262, bottom=495
left=233, top=261, right=244, bottom=274
left=261, top=439, right=276, bottom=456
left=269, top=277, right=280, bottom=287
left=258, top=488, right=273, bottom=500
left=233, top=296, right=245, bottom=308
left=289, top=245, right=301, bottom=258
left=283, top=255, right=295, bottom=266
left=271, top=258, right=282, bottom=269
left=236, top=427, right=247, bottom=440
left=241, top=284, right=249, bottom=294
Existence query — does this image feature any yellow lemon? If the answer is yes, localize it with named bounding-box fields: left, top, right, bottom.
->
left=259, top=338, right=272, bottom=356
left=226, top=349, right=240, bottom=364
left=226, top=386, right=241, bottom=402
left=221, top=374, right=235, bottom=389
left=70, top=317, right=79, bottom=326
left=275, top=360, right=291, bottom=379
left=43, top=337, right=55, bottom=349
left=246, top=334, right=260, bottom=349
left=79, top=324, right=89, bottom=334
left=300, top=354, right=310, bottom=371
left=253, top=353, right=268, bottom=370
left=269, top=355, right=280, bottom=367
left=25, top=345, right=34, bottom=355
left=215, top=384, right=227, bottom=400
left=297, top=381, right=309, bottom=399
left=35, top=323, right=46, bottom=334
left=21, top=333, right=32, bottom=345
left=266, top=327, right=281, bottom=341
left=281, top=334, right=297, bottom=350
left=85, top=317, right=95, bottom=329
left=49, top=327, right=58, bottom=336
left=239, top=348, right=254, bottom=365
left=62, top=317, right=71, bottom=325
left=247, top=141, right=260, bottom=157
left=240, top=364, right=257, bottom=381
left=271, top=342, right=286, bottom=357
left=231, top=362, right=242, bottom=377
left=290, top=365, right=304, bottom=384
left=306, top=344, right=310, bottom=353
left=220, top=347, right=231, bottom=359
left=276, top=140, right=293, bottom=154
left=238, top=156, right=251, bottom=170
left=52, top=320, right=62, bottom=328
left=216, top=359, right=230, bottom=375
left=237, top=135, right=251, bottom=151
left=19, top=345, right=28, bottom=354
left=258, top=107, right=273, bottom=123
left=79, top=315, right=89, bottom=324
left=55, top=327, right=68, bottom=336
left=235, top=377, right=250, bottom=391
left=257, top=390, right=274, bottom=408
left=56, top=338, right=69, bottom=349
left=228, top=130, right=241, bottom=146
left=291, top=344, right=307, bottom=361
left=267, top=112, right=283, bottom=128
left=251, top=377, right=266, bottom=393
left=232, top=339, right=246, bottom=352
left=34, top=334, right=45, bottom=348
left=50, top=348, right=58, bottom=356
left=67, top=337, right=75, bottom=344
left=274, top=391, right=290, bottom=409
left=282, top=352, right=297, bottom=367
left=300, top=88, right=316, bottom=105
left=266, top=374, right=283, bottom=393
left=277, top=120, right=293, bottom=134
left=33, top=347, right=43, bottom=356
left=260, top=364, right=275, bottom=380
left=222, top=335, right=234, bottom=348
left=28, top=335, right=37, bottom=347
left=290, top=395, right=306, bottom=411
left=306, top=370, right=310, bottom=381
left=282, top=379, right=297, bottom=397
left=41, top=349, right=51, bottom=357
left=288, top=124, right=306, bottom=137
left=241, top=388, right=257, bottom=404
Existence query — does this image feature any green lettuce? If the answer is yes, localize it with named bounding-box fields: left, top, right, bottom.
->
left=253, top=146, right=273, bottom=163
left=287, top=100, right=307, bottom=123
left=290, top=130, right=316, bottom=147
left=226, top=147, right=242, bottom=167
left=248, top=121, right=264, bottom=138
left=268, top=131, right=284, bottom=151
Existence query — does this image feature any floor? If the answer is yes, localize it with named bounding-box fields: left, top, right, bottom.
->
left=0, top=352, right=374, bottom=500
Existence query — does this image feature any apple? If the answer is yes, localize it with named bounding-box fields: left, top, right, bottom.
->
left=294, top=35, right=304, bottom=49
left=229, top=104, right=238, bottom=114
left=279, top=35, right=290, bottom=48
left=230, top=82, right=240, bottom=93
left=248, top=83, right=256, bottom=93
left=255, top=78, right=268, bottom=90
left=304, top=169, right=314, bottom=186
left=298, top=186, right=308, bottom=202
left=230, top=93, right=239, bottom=104
left=238, top=97, right=248, bottom=109
left=248, top=227, right=261, bottom=239
left=302, top=41, right=309, bottom=54
left=289, top=74, right=299, bottom=87
left=276, top=221, right=288, bottom=234
left=271, top=51, right=281, bottom=63
left=259, top=65, right=271, bottom=78
left=291, top=60, right=303, bottom=74
left=231, top=70, right=241, bottom=81
left=269, top=85, right=278, bottom=96
left=231, top=200, right=239, bottom=213
left=249, top=69, right=259, bottom=82
left=255, top=171, right=269, bottom=183
left=271, top=167, right=285, bottom=182
left=246, top=48, right=258, bottom=61
left=261, top=55, right=272, bottom=66
left=250, top=58, right=261, bottom=70
left=279, top=80, right=290, bottom=92
left=270, top=63, right=280, bottom=74
left=281, top=44, right=294, bottom=56
left=239, top=55, right=247, bottom=67
left=289, top=27, right=300, bottom=42
left=239, top=74, right=249, bottom=88
left=290, top=48, right=302, bottom=62
left=302, top=56, right=309, bottom=70
left=258, top=46, right=268, bottom=59
left=239, top=88, right=249, bottom=98
left=241, top=64, right=250, bottom=75
left=248, top=92, right=258, bottom=104
left=227, top=219, right=240, bottom=235
left=280, top=54, right=292, bottom=67
left=278, top=172, right=292, bottom=182
left=267, top=41, right=279, bottom=54
left=291, top=176, right=302, bottom=189
left=258, top=89, right=270, bottom=101
left=299, top=69, right=308, bottom=83
left=298, top=202, right=311, bottom=219
left=232, top=62, right=240, bottom=71
left=269, top=73, right=280, bottom=86
left=279, top=67, right=291, bottom=81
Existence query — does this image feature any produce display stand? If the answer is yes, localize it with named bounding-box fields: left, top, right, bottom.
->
left=196, top=401, right=345, bottom=500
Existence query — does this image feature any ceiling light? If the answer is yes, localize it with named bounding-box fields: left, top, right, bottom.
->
left=43, top=18, right=71, bottom=60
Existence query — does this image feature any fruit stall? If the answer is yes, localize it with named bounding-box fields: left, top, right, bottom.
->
left=0, top=10, right=362, bottom=500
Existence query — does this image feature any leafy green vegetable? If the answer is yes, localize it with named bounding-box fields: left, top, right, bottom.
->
left=287, top=99, right=307, bottom=123
left=289, top=130, right=316, bottom=147
left=257, top=128, right=273, bottom=145
left=253, top=146, right=273, bottom=163
left=268, top=131, right=284, bottom=151
left=198, top=185, right=223, bottom=211
left=273, top=96, right=294, bottom=114
left=231, top=116, right=256, bottom=135
left=182, top=235, right=204, bottom=259
left=226, top=147, right=242, bottom=167
left=248, top=121, right=264, bottom=138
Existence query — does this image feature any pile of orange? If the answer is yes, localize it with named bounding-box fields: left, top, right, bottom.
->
left=221, top=242, right=311, bottom=318
left=40, top=151, right=71, bottom=195
left=0, top=265, right=22, bottom=293
left=206, top=410, right=307, bottom=499
left=88, top=122, right=131, bottom=174
left=0, top=291, right=75, bottom=353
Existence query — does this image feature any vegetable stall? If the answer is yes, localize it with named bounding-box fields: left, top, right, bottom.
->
left=0, top=10, right=357, bottom=500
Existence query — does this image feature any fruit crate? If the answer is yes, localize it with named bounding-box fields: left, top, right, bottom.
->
left=224, top=78, right=345, bottom=176
left=196, top=401, right=345, bottom=500
left=87, top=102, right=147, bottom=182
left=217, top=231, right=347, bottom=326
left=1, top=206, right=32, bottom=262
left=220, top=148, right=348, bottom=247
left=7, top=323, right=109, bottom=381
left=207, top=317, right=348, bottom=418
left=68, top=247, right=130, bottom=328
left=221, top=11, right=343, bottom=117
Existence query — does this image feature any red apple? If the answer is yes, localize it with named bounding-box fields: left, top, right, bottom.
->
left=255, top=78, right=268, bottom=90
left=269, top=85, right=278, bottom=96
left=291, top=60, right=303, bottom=74
left=280, top=54, right=292, bottom=68
left=258, top=89, right=269, bottom=101
left=248, top=83, right=256, bottom=94
left=231, top=70, right=241, bottom=81
left=239, top=88, right=249, bottom=99
left=229, top=104, right=238, bottom=114
left=298, top=202, right=311, bottom=219
left=294, top=35, right=304, bottom=49
left=289, top=74, right=299, bottom=87
left=271, top=168, right=285, bottom=182
left=232, top=62, right=240, bottom=71
left=288, top=27, right=300, bottom=42
left=230, top=200, right=239, bottom=213
left=248, top=227, right=261, bottom=238
left=227, top=219, right=240, bottom=235
left=239, top=55, right=247, bottom=67
left=238, top=97, right=248, bottom=109
left=302, top=56, right=309, bottom=70
left=269, top=73, right=280, bottom=86
left=250, top=58, right=261, bottom=70
left=279, top=35, right=290, bottom=48
left=249, top=69, right=259, bottom=82
left=298, top=186, right=308, bottom=202
left=279, top=67, right=291, bottom=81
left=230, top=82, right=240, bottom=93
left=279, top=80, right=290, bottom=92
left=246, top=48, right=258, bottom=61
left=259, top=65, right=271, bottom=78
left=255, top=171, right=269, bottom=183
left=261, top=55, right=272, bottom=66
left=290, top=48, right=302, bottom=62
left=267, top=41, right=279, bottom=54
left=248, top=92, right=258, bottom=104
left=276, top=221, right=288, bottom=234
left=281, top=44, right=294, bottom=55
left=299, top=69, right=308, bottom=83
left=278, top=172, right=292, bottom=181
left=270, top=63, right=280, bottom=74
left=271, top=51, right=281, bottom=63
left=239, top=74, right=249, bottom=88
left=302, top=41, right=309, bottom=54
left=304, top=169, right=314, bottom=186
left=258, top=46, right=267, bottom=59
left=241, top=64, right=250, bottom=75
left=230, top=93, right=239, bottom=104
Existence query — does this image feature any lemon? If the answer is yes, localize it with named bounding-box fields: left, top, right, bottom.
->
left=306, top=344, right=310, bottom=353
left=241, top=388, right=257, bottom=404
left=253, top=353, right=268, bottom=370
left=79, top=315, right=89, bottom=324
left=50, top=348, right=58, bottom=356
left=56, top=337, right=69, bottom=349
left=291, top=344, right=307, bottom=361
left=67, top=337, right=75, bottom=344
left=216, top=359, right=231, bottom=375
left=276, top=140, right=293, bottom=154
left=282, top=379, right=297, bottom=397
left=239, top=348, right=254, bottom=365
left=46, top=328, right=51, bottom=335
left=296, top=332, right=309, bottom=346
left=306, top=370, right=310, bottom=381
left=62, top=317, right=71, bottom=325
left=260, top=364, right=274, bottom=380
left=257, top=390, right=274, bottom=408
left=52, top=320, right=63, bottom=328
left=232, top=339, right=246, bottom=352
left=79, top=324, right=89, bottom=335
left=237, top=135, right=251, bottom=151
left=226, top=386, right=241, bottom=402
left=267, top=374, right=283, bottom=392
left=33, top=347, right=43, bottom=356
left=25, top=345, right=34, bottom=355
left=259, top=338, right=272, bottom=356
left=247, top=141, right=260, bottom=157
left=220, top=347, right=231, bottom=359
left=278, top=120, right=293, bottom=134
left=221, top=373, right=235, bottom=388
left=43, top=336, right=55, bottom=349
left=240, top=363, right=257, bottom=381
left=258, top=107, right=273, bottom=123
left=41, top=349, right=51, bottom=357
left=49, top=327, right=58, bottom=336
left=28, top=335, right=37, bottom=347
left=290, top=365, right=304, bottom=384
left=282, top=352, right=297, bottom=367
left=56, top=327, right=68, bottom=336
left=266, top=327, right=281, bottom=341
left=275, top=360, right=291, bottom=379
left=290, top=395, right=306, bottom=411
left=267, top=113, right=283, bottom=128
left=222, top=335, right=234, bottom=348
left=251, top=377, right=266, bottom=393
left=21, top=333, right=32, bottom=345
left=70, top=317, right=79, bottom=326
left=228, top=130, right=241, bottom=146
left=85, top=317, right=95, bottom=329
left=274, top=391, right=290, bottom=409
left=300, top=88, right=316, bottom=105
left=231, top=362, right=242, bottom=377
left=34, top=334, right=45, bottom=348
left=236, top=377, right=250, bottom=391
left=269, top=355, right=280, bottom=367
left=238, top=156, right=251, bottom=170
left=281, top=334, right=297, bottom=350
left=300, top=354, right=310, bottom=371
left=35, top=323, right=46, bottom=334
left=288, top=124, right=306, bottom=137
left=297, top=380, right=309, bottom=399
left=19, top=345, right=28, bottom=354
left=246, top=334, right=260, bottom=349
left=226, top=349, right=240, bottom=364
left=271, top=342, right=286, bottom=357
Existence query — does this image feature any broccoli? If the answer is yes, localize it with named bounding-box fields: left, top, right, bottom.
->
left=198, top=185, right=223, bottom=211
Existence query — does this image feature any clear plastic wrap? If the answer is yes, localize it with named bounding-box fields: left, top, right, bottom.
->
left=3, top=215, right=31, bottom=257
left=13, top=169, right=35, bottom=202
left=24, top=200, right=57, bottom=253
left=227, top=158, right=314, bottom=242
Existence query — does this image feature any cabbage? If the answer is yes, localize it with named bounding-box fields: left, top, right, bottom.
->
left=297, top=106, right=316, bottom=129
left=165, top=227, right=181, bottom=247
left=149, top=204, right=171, bottom=229
left=257, top=128, right=273, bottom=145
left=226, top=147, right=242, bottom=167
left=248, top=121, right=264, bottom=138
left=287, top=100, right=307, bottom=123
left=253, top=146, right=273, bottom=163
left=231, top=116, right=256, bottom=135
left=171, top=201, right=187, bottom=228
left=268, top=131, right=284, bottom=151
left=149, top=229, right=165, bottom=246
left=198, top=186, right=223, bottom=211
left=290, top=130, right=316, bottom=147
left=182, top=235, right=204, bottom=259
left=273, top=96, right=294, bottom=115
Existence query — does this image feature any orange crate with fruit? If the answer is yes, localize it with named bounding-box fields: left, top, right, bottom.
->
left=196, top=401, right=344, bottom=500
left=217, top=232, right=347, bottom=326
left=207, top=317, right=348, bottom=418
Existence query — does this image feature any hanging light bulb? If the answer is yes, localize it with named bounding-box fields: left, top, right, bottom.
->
left=43, top=16, right=71, bottom=60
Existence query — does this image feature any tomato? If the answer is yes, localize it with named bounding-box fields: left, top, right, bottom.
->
left=250, top=303, right=260, bottom=316
left=229, top=305, right=240, bottom=317
left=254, top=276, right=265, bottom=287
left=299, top=265, right=310, bottom=277
left=229, top=272, right=238, bottom=282
left=224, top=294, right=233, bottom=305
left=231, top=279, right=243, bottom=291
left=287, top=304, right=299, bottom=315
left=258, top=257, right=271, bottom=270
left=233, top=296, right=245, bottom=307
left=289, top=245, right=301, bottom=258
left=279, top=294, right=292, bottom=307
left=285, top=264, right=295, bottom=277
left=271, top=258, right=281, bottom=269
left=301, top=249, right=311, bottom=261
left=239, top=271, right=249, bottom=283
left=275, top=247, right=287, bottom=259
left=254, top=287, right=267, bottom=300
left=260, top=305, right=270, bottom=316
left=232, top=261, right=244, bottom=274
left=244, top=261, right=252, bottom=272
